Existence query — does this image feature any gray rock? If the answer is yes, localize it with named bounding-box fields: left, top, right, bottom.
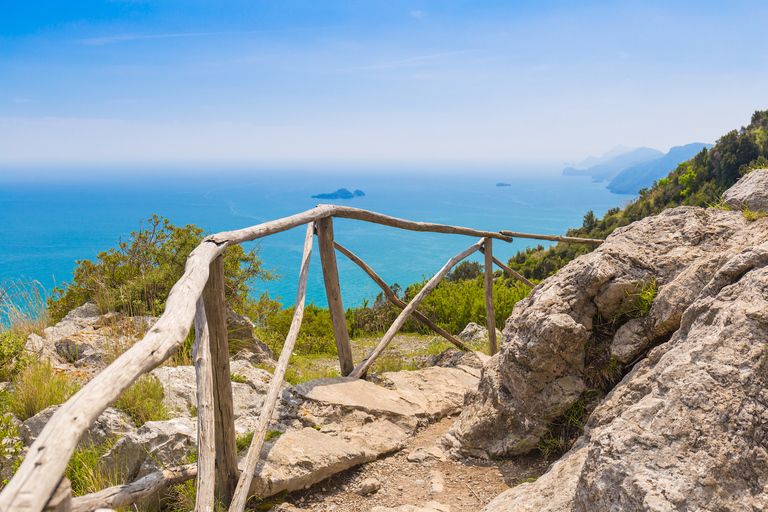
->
left=245, top=366, right=479, bottom=499
left=458, top=322, right=501, bottom=345
left=407, top=445, right=445, bottom=463
left=150, top=360, right=278, bottom=434
left=722, top=167, right=768, bottom=212
left=23, top=333, right=64, bottom=365
left=227, top=308, right=275, bottom=363
left=357, top=477, right=382, bottom=495
left=20, top=405, right=135, bottom=447
left=481, top=241, right=768, bottom=512
left=428, top=470, right=445, bottom=494
left=100, top=417, right=196, bottom=482
left=450, top=205, right=767, bottom=459
left=425, top=347, right=488, bottom=371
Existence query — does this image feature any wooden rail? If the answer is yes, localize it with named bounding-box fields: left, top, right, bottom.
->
left=0, top=205, right=602, bottom=512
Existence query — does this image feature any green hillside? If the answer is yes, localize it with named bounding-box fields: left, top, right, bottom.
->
left=507, top=110, right=768, bottom=281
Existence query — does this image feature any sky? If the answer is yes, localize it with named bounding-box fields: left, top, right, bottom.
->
left=1, top=0, right=767, bottom=172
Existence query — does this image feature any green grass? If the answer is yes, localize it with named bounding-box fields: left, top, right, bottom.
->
left=3, top=360, right=80, bottom=420
left=742, top=206, right=767, bottom=221
left=65, top=437, right=122, bottom=497
left=230, top=372, right=247, bottom=384
left=114, top=374, right=169, bottom=427
left=536, top=390, right=602, bottom=459
left=626, top=280, right=658, bottom=318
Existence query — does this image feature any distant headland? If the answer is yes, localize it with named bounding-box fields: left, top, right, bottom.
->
left=496, top=183, right=511, bottom=187
left=311, top=188, right=365, bottom=199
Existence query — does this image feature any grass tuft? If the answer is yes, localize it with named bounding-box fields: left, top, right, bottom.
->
left=114, top=374, right=169, bottom=428
left=4, top=360, right=79, bottom=421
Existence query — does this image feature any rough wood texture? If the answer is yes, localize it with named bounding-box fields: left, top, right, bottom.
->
left=207, top=205, right=335, bottom=245
left=202, top=255, right=239, bottom=505
left=316, top=217, right=354, bottom=376
left=192, top=298, right=216, bottom=512
left=208, top=205, right=514, bottom=245
left=70, top=465, right=197, bottom=512
left=350, top=239, right=484, bottom=378
left=331, top=206, right=514, bottom=242
left=480, top=248, right=535, bottom=288
left=42, top=478, right=71, bottom=512
left=334, top=241, right=472, bottom=352
left=229, top=223, right=316, bottom=512
left=499, top=230, right=603, bottom=246
left=0, top=240, right=224, bottom=512
left=483, top=238, right=498, bottom=355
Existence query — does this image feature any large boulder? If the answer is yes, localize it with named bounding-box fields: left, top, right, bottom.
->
left=722, top=168, right=768, bottom=213
left=19, top=405, right=136, bottom=447
left=448, top=204, right=768, bottom=459
left=481, top=241, right=768, bottom=511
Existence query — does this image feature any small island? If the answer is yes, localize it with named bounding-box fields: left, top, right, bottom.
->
left=311, top=188, right=365, bottom=199
left=496, top=182, right=511, bottom=187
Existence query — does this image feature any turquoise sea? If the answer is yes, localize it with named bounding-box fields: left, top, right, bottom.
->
left=0, top=166, right=633, bottom=309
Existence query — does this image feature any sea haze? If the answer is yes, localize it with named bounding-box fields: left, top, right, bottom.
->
left=0, top=167, right=633, bottom=308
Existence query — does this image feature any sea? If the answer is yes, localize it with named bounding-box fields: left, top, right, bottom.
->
left=0, top=165, right=633, bottom=309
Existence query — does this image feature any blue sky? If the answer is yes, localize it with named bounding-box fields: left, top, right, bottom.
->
left=1, top=0, right=767, bottom=169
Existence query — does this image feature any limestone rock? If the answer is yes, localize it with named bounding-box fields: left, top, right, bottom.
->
left=722, top=167, right=768, bottom=212
left=458, top=322, right=501, bottom=345
left=426, top=347, right=488, bottom=372
left=150, top=360, right=279, bottom=434
left=20, top=405, right=135, bottom=447
left=357, top=477, right=382, bottom=495
left=24, top=333, right=64, bottom=365
left=450, top=205, right=768, bottom=459
left=227, top=308, right=275, bottom=364
left=407, top=445, right=445, bottom=463
left=100, top=417, right=196, bottom=482
left=481, top=241, right=768, bottom=511
left=428, top=470, right=445, bottom=494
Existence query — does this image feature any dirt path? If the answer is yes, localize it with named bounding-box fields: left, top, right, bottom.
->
left=254, top=415, right=552, bottom=511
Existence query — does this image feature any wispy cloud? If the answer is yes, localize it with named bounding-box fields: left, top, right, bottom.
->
left=410, top=10, right=426, bottom=19
left=79, top=31, right=229, bottom=45
left=13, top=98, right=35, bottom=104
left=347, top=51, right=468, bottom=71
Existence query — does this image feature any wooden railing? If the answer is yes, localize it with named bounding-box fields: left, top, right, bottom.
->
left=0, top=205, right=602, bottom=512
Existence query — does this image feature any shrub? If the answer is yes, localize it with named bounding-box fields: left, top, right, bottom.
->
left=48, top=215, right=275, bottom=322
left=0, top=331, right=27, bottom=382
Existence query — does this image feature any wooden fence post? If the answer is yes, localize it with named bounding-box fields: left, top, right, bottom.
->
left=229, top=222, right=316, bottom=512
left=316, top=217, right=354, bottom=376
left=202, top=255, right=239, bottom=505
left=42, top=478, right=71, bottom=512
left=192, top=298, right=216, bottom=512
left=483, top=238, right=498, bottom=355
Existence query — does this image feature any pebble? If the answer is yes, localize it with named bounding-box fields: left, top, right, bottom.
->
left=356, top=477, right=382, bottom=496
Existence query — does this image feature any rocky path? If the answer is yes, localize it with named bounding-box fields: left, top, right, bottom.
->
left=259, top=416, right=552, bottom=512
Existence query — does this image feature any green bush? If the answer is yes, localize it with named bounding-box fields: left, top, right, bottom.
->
left=0, top=331, right=27, bottom=382
left=48, top=215, right=275, bottom=322
left=346, top=276, right=530, bottom=337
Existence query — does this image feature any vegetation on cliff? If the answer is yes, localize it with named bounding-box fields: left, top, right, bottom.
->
left=508, top=109, right=768, bottom=281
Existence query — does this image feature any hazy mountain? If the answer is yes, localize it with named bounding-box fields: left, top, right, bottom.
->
left=563, top=147, right=664, bottom=182
left=607, top=143, right=713, bottom=194
left=572, top=145, right=634, bottom=170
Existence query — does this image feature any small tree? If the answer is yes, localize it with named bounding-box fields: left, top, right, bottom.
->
left=446, top=260, right=483, bottom=283
left=48, top=215, right=275, bottom=321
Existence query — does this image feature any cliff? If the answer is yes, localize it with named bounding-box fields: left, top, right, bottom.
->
left=446, top=169, right=768, bottom=511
